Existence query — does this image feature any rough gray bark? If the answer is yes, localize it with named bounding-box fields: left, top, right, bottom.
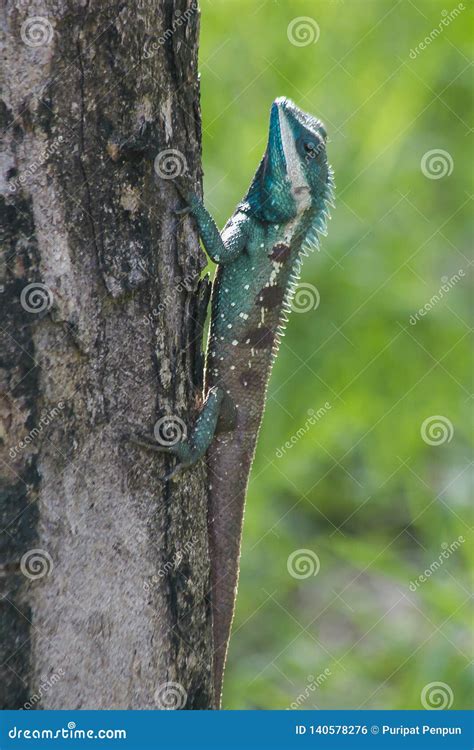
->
left=0, top=0, right=214, bottom=709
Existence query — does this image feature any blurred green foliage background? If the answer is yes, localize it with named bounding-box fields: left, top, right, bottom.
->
left=199, top=0, right=472, bottom=709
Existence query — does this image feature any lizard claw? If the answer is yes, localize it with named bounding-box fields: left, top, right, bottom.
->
left=159, top=464, right=184, bottom=483
left=127, top=432, right=165, bottom=452
left=173, top=205, right=192, bottom=217
left=126, top=432, right=183, bottom=482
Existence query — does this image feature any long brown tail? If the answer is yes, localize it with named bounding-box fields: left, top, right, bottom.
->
left=207, top=431, right=253, bottom=708
left=208, top=523, right=243, bottom=708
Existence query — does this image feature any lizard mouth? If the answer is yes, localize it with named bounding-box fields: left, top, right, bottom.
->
left=275, top=96, right=327, bottom=142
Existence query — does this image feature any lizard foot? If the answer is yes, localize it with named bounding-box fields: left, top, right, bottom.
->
left=160, top=463, right=186, bottom=482
left=126, top=432, right=183, bottom=483
left=127, top=432, right=170, bottom=453
left=173, top=205, right=192, bottom=217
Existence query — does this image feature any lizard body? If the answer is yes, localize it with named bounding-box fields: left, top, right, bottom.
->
left=143, top=98, right=334, bottom=707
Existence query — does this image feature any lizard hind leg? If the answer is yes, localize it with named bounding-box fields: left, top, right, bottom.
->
left=130, top=386, right=227, bottom=481
left=183, top=385, right=228, bottom=461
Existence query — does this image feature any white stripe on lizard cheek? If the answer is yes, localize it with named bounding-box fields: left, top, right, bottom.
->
left=278, top=107, right=311, bottom=211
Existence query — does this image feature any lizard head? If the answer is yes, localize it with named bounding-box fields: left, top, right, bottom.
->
left=246, top=97, right=330, bottom=223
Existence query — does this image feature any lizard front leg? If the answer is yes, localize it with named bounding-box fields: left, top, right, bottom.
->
left=174, top=178, right=249, bottom=264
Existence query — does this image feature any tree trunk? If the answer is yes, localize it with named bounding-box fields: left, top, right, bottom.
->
left=0, top=0, right=213, bottom=709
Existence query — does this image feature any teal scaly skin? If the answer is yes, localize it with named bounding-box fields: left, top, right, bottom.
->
left=147, top=97, right=334, bottom=707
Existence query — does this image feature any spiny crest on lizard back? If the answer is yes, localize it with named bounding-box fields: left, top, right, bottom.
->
left=271, top=173, right=335, bottom=359
left=244, top=96, right=331, bottom=224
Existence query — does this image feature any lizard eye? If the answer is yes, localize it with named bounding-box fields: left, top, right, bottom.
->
left=303, top=141, right=318, bottom=158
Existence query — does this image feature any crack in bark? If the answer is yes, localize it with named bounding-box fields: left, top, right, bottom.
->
left=76, top=3, right=104, bottom=293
